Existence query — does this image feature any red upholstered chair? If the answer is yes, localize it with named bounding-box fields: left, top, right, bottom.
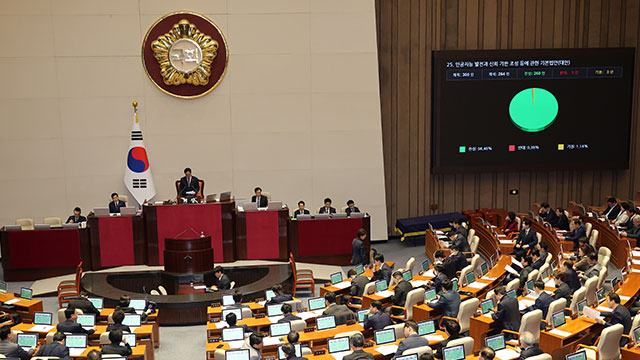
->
left=57, top=262, right=82, bottom=307
left=289, top=252, right=314, bottom=296
left=175, top=179, right=205, bottom=202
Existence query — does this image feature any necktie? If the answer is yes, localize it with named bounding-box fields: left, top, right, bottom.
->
left=188, top=177, right=191, bottom=187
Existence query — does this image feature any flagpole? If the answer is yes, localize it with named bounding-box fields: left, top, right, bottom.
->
left=132, top=101, right=139, bottom=122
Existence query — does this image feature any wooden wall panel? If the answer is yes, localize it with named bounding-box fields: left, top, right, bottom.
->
left=376, top=0, right=640, bottom=234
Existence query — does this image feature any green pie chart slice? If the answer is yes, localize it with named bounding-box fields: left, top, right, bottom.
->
left=509, top=87, right=558, bottom=132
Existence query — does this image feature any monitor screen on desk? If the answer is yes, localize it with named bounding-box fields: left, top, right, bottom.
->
left=316, top=315, right=336, bottom=331
left=465, top=272, right=475, bottom=285
left=266, top=304, right=283, bottom=317
left=596, top=288, right=605, bottom=303
left=374, top=328, right=396, bottom=345
left=122, top=314, right=141, bottom=327
left=222, top=295, right=235, bottom=306
left=327, top=337, right=350, bottom=354
left=396, top=355, right=418, bottom=360
left=277, top=343, right=301, bottom=360
left=451, top=278, right=458, bottom=292
left=330, top=272, right=343, bottom=285
left=480, top=262, right=489, bottom=276
left=577, top=300, right=587, bottom=315
left=225, top=349, right=250, bottom=360
left=506, top=289, right=517, bottom=298
left=422, top=260, right=430, bottom=272
left=122, top=333, right=136, bottom=348
left=424, top=289, right=437, bottom=302
left=222, top=327, right=244, bottom=342
left=566, top=350, right=587, bottom=360
left=66, top=334, right=87, bottom=349
left=485, top=334, right=506, bottom=351
left=20, top=287, right=32, bottom=300
left=357, top=309, right=368, bottom=323
left=308, top=297, right=326, bottom=311
left=87, top=297, right=103, bottom=310
left=355, top=265, right=364, bottom=275
left=34, top=312, right=52, bottom=325
left=526, top=280, right=534, bottom=292
left=270, top=322, right=291, bottom=337
left=442, top=344, right=465, bottom=360
left=375, top=280, right=388, bottom=292
left=129, top=299, right=146, bottom=311
left=266, top=290, right=276, bottom=301
left=17, top=333, right=38, bottom=348
left=222, top=308, right=243, bottom=321
left=418, top=320, right=436, bottom=335
left=551, top=310, right=566, bottom=328
left=76, top=314, right=95, bottom=327
left=480, top=299, right=494, bottom=314
left=402, top=270, right=412, bottom=281
left=0, top=281, right=6, bottom=294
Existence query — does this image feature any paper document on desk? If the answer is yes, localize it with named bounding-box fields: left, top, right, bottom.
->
left=632, top=269, right=640, bottom=273
left=423, top=269, right=435, bottom=278
left=29, top=325, right=54, bottom=332
left=227, top=340, right=244, bottom=349
left=510, top=258, right=523, bottom=268
left=296, top=312, right=316, bottom=321
left=424, top=335, right=445, bottom=342
left=268, top=315, right=284, bottom=323
left=548, top=328, right=571, bottom=337
left=518, top=299, right=535, bottom=311
left=3, top=299, right=19, bottom=305
left=482, top=276, right=497, bottom=281
left=435, top=230, right=444, bottom=235
left=375, top=290, right=394, bottom=298
left=69, top=348, right=85, bottom=357
left=619, top=295, right=631, bottom=301
left=583, top=307, right=603, bottom=321
left=504, top=265, right=519, bottom=276
left=410, top=280, right=428, bottom=288
left=544, top=279, right=556, bottom=287
left=495, top=348, right=520, bottom=360
left=376, top=344, right=399, bottom=356
left=596, top=305, right=613, bottom=312
left=331, top=350, right=353, bottom=360
left=263, top=337, right=284, bottom=346
left=467, top=282, right=488, bottom=289
left=214, top=321, right=228, bottom=329
left=258, top=300, right=267, bottom=306
left=332, top=281, right=351, bottom=289
left=632, top=250, right=640, bottom=257
left=499, top=239, right=514, bottom=244
left=633, top=259, right=640, bottom=265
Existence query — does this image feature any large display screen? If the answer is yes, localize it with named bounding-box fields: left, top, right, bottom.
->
left=432, top=48, right=635, bottom=173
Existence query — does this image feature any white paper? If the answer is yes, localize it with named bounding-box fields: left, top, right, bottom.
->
left=214, top=321, right=228, bottom=329
left=496, top=348, right=521, bottom=360
left=312, top=309, right=326, bottom=316
left=504, top=265, right=519, bottom=276
left=424, top=335, right=445, bottom=342
left=510, top=258, right=523, bottom=268
left=296, top=312, right=316, bottom=321
left=545, top=279, right=556, bottom=287
left=548, top=329, right=571, bottom=337
left=497, top=234, right=508, bottom=238
left=620, top=295, right=631, bottom=301
left=499, top=240, right=514, bottom=244
left=632, top=269, right=640, bottom=273
left=482, top=276, right=497, bottom=281
left=267, top=315, right=284, bottom=323
left=632, top=250, right=640, bottom=257
left=518, top=299, right=535, bottom=311
left=632, top=259, right=640, bottom=265
left=333, top=281, right=351, bottom=290
left=376, top=344, right=399, bottom=356
left=423, top=269, right=435, bottom=278
left=375, top=290, right=394, bottom=298
left=596, top=306, right=613, bottom=312
left=435, top=230, right=444, bottom=235
left=331, top=350, right=353, bottom=360
left=227, top=340, right=244, bottom=349
left=467, top=282, right=488, bottom=289
left=29, top=325, right=54, bottom=332
left=69, top=348, right=86, bottom=356
left=4, top=299, right=19, bottom=305
left=582, top=307, right=603, bottom=321
left=410, top=280, right=428, bottom=288
left=193, top=285, right=207, bottom=290
left=258, top=301, right=267, bottom=306
left=263, top=337, right=284, bottom=346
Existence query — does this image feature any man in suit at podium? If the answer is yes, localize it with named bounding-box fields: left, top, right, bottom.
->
left=66, top=207, right=87, bottom=223
left=109, top=193, right=126, bottom=214
left=345, top=200, right=360, bottom=216
left=319, top=198, right=336, bottom=214
left=179, top=167, right=200, bottom=197
left=293, top=201, right=310, bottom=217
left=211, top=266, right=231, bottom=291
left=252, top=187, right=268, bottom=207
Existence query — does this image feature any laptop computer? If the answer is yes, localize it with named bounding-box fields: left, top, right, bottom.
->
left=506, top=289, right=517, bottom=299
left=596, top=288, right=606, bottom=304
left=330, top=272, right=343, bottom=285
left=396, top=355, right=418, bottom=360
left=20, top=287, right=33, bottom=300
left=266, top=304, right=283, bottom=317
left=76, top=314, right=95, bottom=330
left=451, top=278, right=459, bottom=292
left=243, top=203, right=258, bottom=212
left=422, top=260, right=430, bottom=272
left=0, top=281, right=7, bottom=294
left=480, top=299, right=494, bottom=314
left=551, top=310, right=566, bottom=328
left=222, top=327, right=245, bottom=343
left=308, top=297, right=326, bottom=311
left=33, top=312, right=52, bottom=325
left=442, top=344, right=465, bottom=360
left=489, top=254, right=496, bottom=266
left=357, top=309, right=368, bottom=323
left=4, top=225, right=21, bottom=231
left=277, top=343, right=302, bottom=360
left=129, top=299, right=146, bottom=314
left=269, top=322, right=291, bottom=337
left=350, top=212, right=365, bottom=218
left=265, top=289, right=276, bottom=301
left=355, top=264, right=364, bottom=275
left=402, top=270, right=412, bottom=281
left=633, top=326, right=640, bottom=343
left=332, top=213, right=347, bottom=219
left=120, top=207, right=136, bottom=216
left=87, top=297, right=103, bottom=310
left=480, top=262, right=489, bottom=276
left=577, top=299, right=587, bottom=316
left=424, top=289, right=437, bottom=302
left=93, top=208, right=109, bottom=216
left=122, top=333, right=136, bottom=347
left=485, top=333, right=520, bottom=359
left=417, top=320, right=436, bottom=335
left=525, top=280, right=535, bottom=293
left=464, top=271, right=476, bottom=286
left=296, top=214, right=312, bottom=220
left=566, top=350, right=587, bottom=360
left=122, top=314, right=142, bottom=328
left=66, top=334, right=88, bottom=356
left=375, top=280, right=388, bottom=292
left=222, top=295, right=235, bottom=306
left=316, top=315, right=337, bottom=331
left=315, top=213, right=331, bottom=219
left=374, top=328, right=396, bottom=345
left=34, top=224, right=50, bottom=230
left=225, top=349, right=250, bottom=360
left=16, top=333, right=37, bottom=351
left=219, top=192, right=232, bottom=202
left=222, top=308, right=243, bottom=321
left=206, top=194, right=218, bottom=203
left=62, top=223, right=79, bottom=229
left=327, top=336, right=350, bottom=354
left=268, top=201, right=283, bottom=210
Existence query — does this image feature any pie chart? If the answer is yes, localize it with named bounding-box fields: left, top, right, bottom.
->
left=509, top=88, right=558, bottom=132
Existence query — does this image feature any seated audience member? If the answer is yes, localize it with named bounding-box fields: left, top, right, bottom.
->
left=420, top=355, right=435, bottom=360
left=241, top=333, right=263, bottom=360
left=101, top=330, right=132, bottom=356
left=394, top=321, right=429, bottom=358
left=344, top=333, right=373, bottom=360
left=572, top=243, right=594, bottom=272
left=372, top=254, right=392, bottom=284
left=319, top=198, right=336, bottom=214
left=530, top=250, right=544, bottom=270
left=479, top=347, right=496, bottom=360
left=293, top=201, right=310, bottom=217
left=621, top=216, right=640, bottom=239
left=115, top=295, right=152, bottom=319
left=489, top=286, right=520, bottom=340
left=252, top=187, right=268, bottom=207
left=363, top=300, right=393, bottom=331
left=266, top=284, right=293, bottom=305
left=449, top=218, right=468, bottom=238
left=603, top=197, right=622, bottom=220
left=232, top=290, right=250, bottom=308
left=351, top=229, right=368, bottom=266
left=444, top=231, right=470, bottom=253
left=559, top=218, right=586, bottom=251
left=502, top=211, right=519, bottom=234
left=428, top=279, right=460, bottom=318
left=528, top=281, right=553, bottom=327
left=211, top=266, right=231, bottom=291
left=68, top=291, right=100, bottom=315
left=58, top=308, right=95, bottom=335
left=226, top=312, right=250, bottom=333
left=555, top=208, right=570, bottom=231
left=390, top=271, right=413, bottom=310
left=109, top=193, right=126, bottom=213
left=596, top=293, right=632, bottom=346
left=578, top=253, right=601, bottom=284
left=517, top=331, right=543, bottom=359
left=433, top=320, right=462, bottom=359
left=621, top=208, right=639, bottom=230
left=279, top=303, right=302, bottom=323
left=66, top=207, right=87, bottom=224
left=322, top=292, right=355, bottom=325
left=614, top=201, right=633, bottom=226
left=0, top=325, right=35, bottom=360
left=562, top=260, right=580, bottom=293
left=535, top=242, right=548, bottom=265
left=35, top=332, right=69, bottom=359
left=512, top=256, right=533, bottom=289
left=434, top=250, right=456, bottom=279
left=538, top=202, right=558, bottom=226
left=448, top=245, right=467, bottom=272
left=178, top=167, right=200, bottom=198
left=87, top=349, right=102, bottom=360
left=344, top=269, right=369, bottom=304
left=281, top=343, right=307, bottom=360
left=512, top=219, right=536, bottom=260
left=552, top=272, right=571, bottom=303
left=429, top=264, right=448, bottom=294
left=107, top=310, right=131, bottom=333
left=345, top=200, right=360, bottom=216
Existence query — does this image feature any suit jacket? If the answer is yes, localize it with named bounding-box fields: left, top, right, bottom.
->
left=107, top=323, right=131, bottom=333
left=36, top=342, right=69, bottom=359
left=216, top=274, right=231, bottom=290
left=293, top=209, right=310, bottom=217
left=622, top=215, right=637, bottom=229
left=432, top=272, right=448, bottom=294
left=604, top=204, right=621, bottom=220
left=323, top=304, right=356, bottom=325
left=352, top=237, right=367, bottom=266
left=452, top=234, right=471, bottom=253
left=519, top=265, right=534, bottom=288
left=492, top=296, right=520, bottom=333
left=625, top=225, right=640, bottom=240
left=394, top=334, right=430, bottom=358
left=350, top=276, right=371, bottom=297
left=345, top=207, right=360, bottom=216
left=344, top=349, right=374, bottom=360
left=66, top=215, right=87, bottom=224
left=583, top=263, right=602, bottom=281
left=515, top=229, right=537, bottom=248
left=602, top=304, right=632, bottom=345
left=556, top=215, right=570, bottom=231
left=455, top=226, right=468, bottom=238
left=101, top=343, right=132, bottom=356
left=441, top=258, right=458, bottom=279
left=279, top=313, right=302, bottom=323
left=178, top=175, right=200, bottom=197
left=0, top=339, right=35, bottom=360
left=57, top=319, right=95, bottom=334
left=564, top=269, right=580, bottom=292
left=391, top=280, right=413, bottom=307
left=109, top=200, right=126, bottom=213
left=374, top=263, right=392, bottom=284
left=450, top=252, right=467, bottom=272
left=363, top=310, right=393, bottom=330
left=565, top=225, right=586, bottom=242
left=433, top=335, right=463, bottom=359
left=68, top=298, right=100, bottom=315
left=554, top=282, right=571, bottom=303
left=533, top=292, right=553, bottom=319
left=541, top=209, right=559, bottom=227
left=241, top=341, right=261, bottom=360
left=115, top=306, right=137, bottom=315
left=428, top=291, right=460, bottom=318
left=251, top=195, right=268, bottom=207
left=266, top=293, right=293, bottom=305
left=519, top=346, right=544, bottom=359
left=531, top=258, right=545, bottom=270
left=319, top=206, right=336, bottom=214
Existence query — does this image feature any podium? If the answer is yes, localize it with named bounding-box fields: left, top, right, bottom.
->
left=163, top=236, right=214, bottom=274
left=88, top=214, right=145, bottom=269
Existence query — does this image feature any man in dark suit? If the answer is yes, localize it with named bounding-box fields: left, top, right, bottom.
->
left=433, top=320, right=462, bottom=359
left=552, top=272, right=571, bottom=303
left=428, top=280, right=460, bottom=318
left=539, top=202, right=558, bottom=226
left=107, top=310, right=131, bottom=333
left=322, top=292, right=355, bottom=325
left=352, top=229, right=368, bottom=266
left=344, top=333, right=374, bottom=360
left=559, top=218, right=586, bottom=251
left=621, top=216, right=640, bottom=239
left=530, top=250, right=545, bottom=271
left=445, top=231, right=470, bottom=253
left=293, top=201, right=310, bottom=217
left=279, top=303, right=302, bottom=323
left=372, top=254, right=392, bottom=284
left=512, top=219, right=537, bottom=260
left=555, top=208, right=570, bottom=231
left=390, top=271, right=413, bottom=315
left=231, top=291, right=250, bottom=309
left=66, top=207, right=87, bottom=224
left=281, top=343, right=307, bottom=360
left=529, top=281, right=553, bottom=319
left=363, top=301, right=393, bottom=331
left=101, top=330, right=132, bottom=356
left=57, top=308, right=95, bottom=335
left=512, top=256, right=533, bottom=289
left=319, top=198, right=336, bottom=214
left=517, top=331, right=543, bottom=359
left=579, top=253, right=602, bottom=284
left=35, top=332, right=69, bottom=359
left=266, top=284, right=293, bottom=305
left=394, top=321, right=430, bottom=358
left=434, top=250, right=457, bottom=279
left=109, top=193, right=126, bottom=213
left=561, top=261, right=580, bottom=293
left=211, top=266, right=231, bottom=291
left=226, top=312, right=250, bottom=333
left=345, top=200, right=360, bottom=216
left=448, top=245, right=467, bottom=272
left=178, top=167, right=200, bottom=197
left=603, top=197, right=622, bottom=220
left=597, top=293, right=632, bottom=346
left=0, top=326, right=35, bottom=360
left=490, top=286, right=521, bottom=340
left=429, top=264, right=448, bottom=294
left=343, top=269, right=370, bottom=305
left=68, top=292, right=100, bottom=315
left=449, top=218, right=468, bottom=238
left=251, top=187, right=268, bottom=207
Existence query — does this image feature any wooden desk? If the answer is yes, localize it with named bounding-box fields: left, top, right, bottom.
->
left=98, top=309, right=159, bottom=349
left=298, top=324, right=365, bottom=346
left=470, top=315, right=496, bottom=353
left=622, top=345, right=640, bottom=359
left=236, top=208, right=289, bottom=260
left=207, top=302, right=264, bottom=320
left=539, top=318, right=599, bottom=359
left=69, top=345, right=146, bottom=359
left=88, top=214, right=145, bottom=269
left=0, top=293, right=43, bottom=318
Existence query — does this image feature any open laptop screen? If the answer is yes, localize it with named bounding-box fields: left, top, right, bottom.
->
left=87, top=297, right=103, bottom=310
left=327, top=337, right=350, bottom=354
left=316, top=316, right=336, bottom=331
left=34, top=312, right=52, bottom=325
left=374, top=329, right=396, bottom=345
left=418, top=320, right=436, bottom=335
left=330, top=272, right=343, bottom=285
left=222, top=327, right=245, bottom=342
left=552, top=310, right=566, bottom=328
left=225, top=349, right=250, bottom=360
left=122, top=314, right=141, bottom=327
left=308, top=297, right=326, bottom=311
left=443, top=344, right=465, bottom=360
left=485, top=334, right=506, bottom=351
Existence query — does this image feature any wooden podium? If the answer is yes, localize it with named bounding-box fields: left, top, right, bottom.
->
left=163, top=236, right=214, bottom=274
